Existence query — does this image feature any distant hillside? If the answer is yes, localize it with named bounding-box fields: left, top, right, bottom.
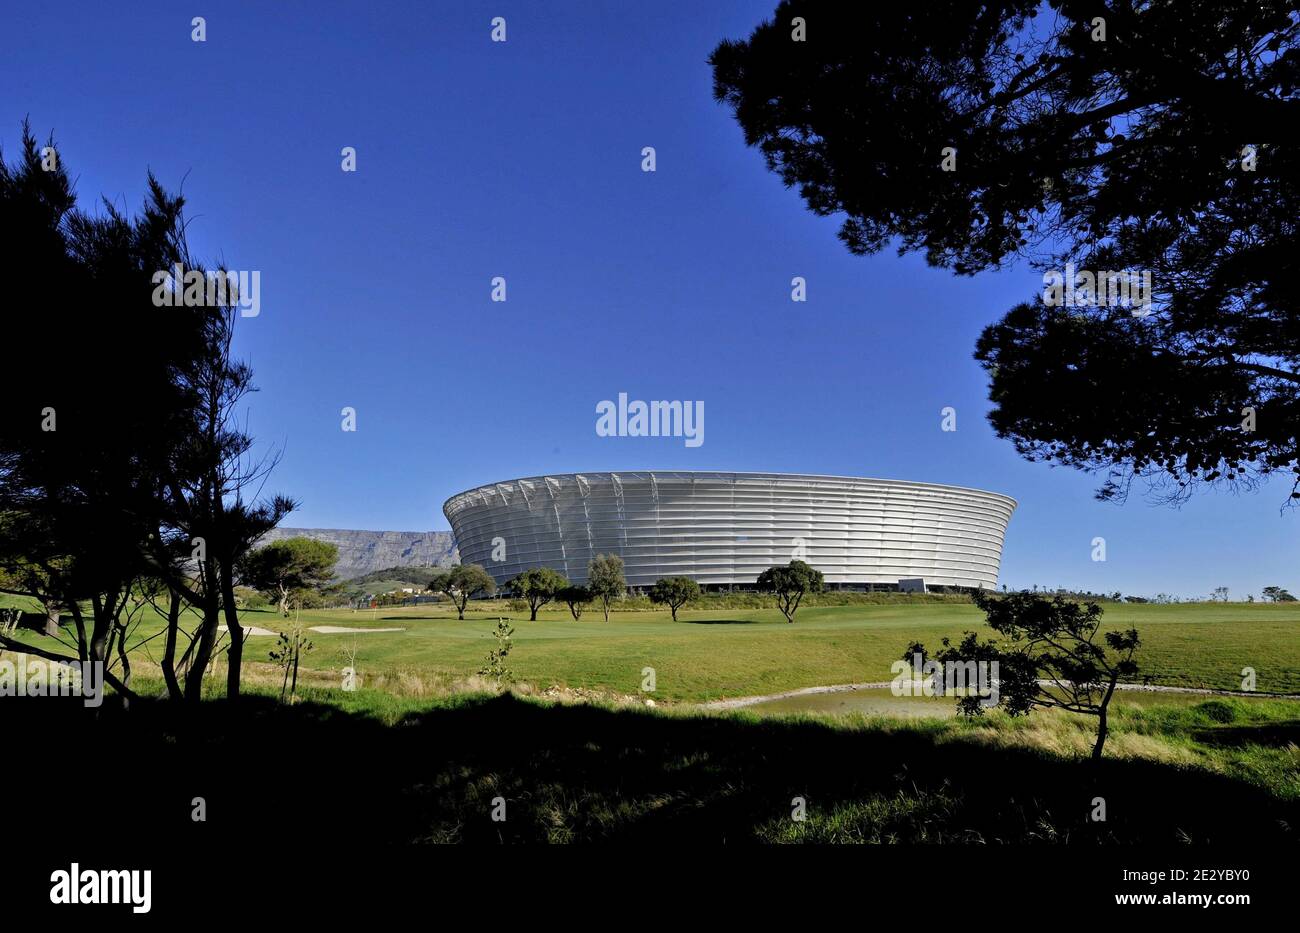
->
left=343, top=566, right=449, bottom=595
left=349, top=566, right=446, bottom=587
left=258, top=528, right=458, bottom=579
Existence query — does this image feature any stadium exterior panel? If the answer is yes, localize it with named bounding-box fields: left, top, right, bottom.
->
left=443, top=471, right=1016, bottom=591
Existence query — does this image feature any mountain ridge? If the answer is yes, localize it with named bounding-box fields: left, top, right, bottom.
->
left=257, top=527, right=459, bottom=579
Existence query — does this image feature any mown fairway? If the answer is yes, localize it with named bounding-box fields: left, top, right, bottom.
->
left=35, top=599, right=1296, bottom=702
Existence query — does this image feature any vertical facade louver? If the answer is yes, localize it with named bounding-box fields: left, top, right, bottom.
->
left=443, top=472, right=1015, bottom=590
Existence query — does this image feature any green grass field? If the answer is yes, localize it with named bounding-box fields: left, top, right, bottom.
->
left=213, top=600, right=1300, bottom=700
left=9, top=597, right=1295, bottom=702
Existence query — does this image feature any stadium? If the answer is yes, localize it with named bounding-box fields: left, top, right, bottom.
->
left=443, top=471, right=1016, bottom=592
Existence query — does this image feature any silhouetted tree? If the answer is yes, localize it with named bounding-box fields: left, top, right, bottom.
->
left=905, top=591, right=1140, bottom=760
left=0, top=121, right=206, bottom=698
left=0, top=121, right=292, bottom=704
left=712, top=2, right=1300, bottom=502
left=143, top=221, right=293, bottom=704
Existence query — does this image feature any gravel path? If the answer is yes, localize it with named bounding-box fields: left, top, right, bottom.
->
left=700, top=682, right=894, bottom=711
left=699, top=680, right=1300, bottom=711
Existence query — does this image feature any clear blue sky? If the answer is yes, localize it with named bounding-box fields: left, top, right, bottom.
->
left=4, top=0, right=1295, bottom=599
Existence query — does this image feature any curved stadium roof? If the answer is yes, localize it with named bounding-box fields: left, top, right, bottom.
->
left=444, top=471, right=1016, bottom=590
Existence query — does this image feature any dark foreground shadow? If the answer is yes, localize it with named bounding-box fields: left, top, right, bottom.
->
left=7, top=694, right=1297, bottom=845
left=1193, top=720, right=1300, bottom=748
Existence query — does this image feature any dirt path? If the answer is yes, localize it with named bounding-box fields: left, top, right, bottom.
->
left=700, top=682, right=894, bottom=711
left=699, top=680, right=1300, bottom=711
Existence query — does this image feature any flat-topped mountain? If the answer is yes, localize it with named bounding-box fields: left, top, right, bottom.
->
left=258, top=527, right=458, bottom=579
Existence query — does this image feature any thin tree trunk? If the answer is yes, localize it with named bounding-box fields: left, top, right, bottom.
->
left=161, top=586, right=183, bottom=702
left=1092, top=673, right=1120, bottom=761
left=220, top=555, right=244, bottom=701
left=89, top=593, right=113, bottom=666
left=290, top=631, right=300, bottom=700
left=184, top=601, right=219, bottom=703
left=115, top=622, right=132, bottom=711
left=69, top=602, right=88, bottom=664
left=103, top=622, right=118, bottom=672
left=185, top=558, right=220, bottom=703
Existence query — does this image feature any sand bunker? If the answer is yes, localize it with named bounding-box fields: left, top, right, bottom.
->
left=308, top=625, right=405, bottom=634
left=217, top=624, right=277, bottom=637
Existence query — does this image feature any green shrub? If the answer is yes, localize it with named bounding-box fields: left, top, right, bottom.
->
left=1195, top=699, right=1238, bottom=724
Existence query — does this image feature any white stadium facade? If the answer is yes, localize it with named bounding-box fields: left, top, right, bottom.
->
left=443, top=471, right=1015, bottom=593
